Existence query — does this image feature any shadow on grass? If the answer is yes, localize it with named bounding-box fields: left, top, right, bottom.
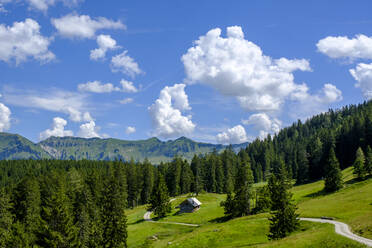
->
left=209, top=215, right=232, bottom=223
left=304, top=189, right=331, bottom=198
left=129, top=219, right=145, bottom=225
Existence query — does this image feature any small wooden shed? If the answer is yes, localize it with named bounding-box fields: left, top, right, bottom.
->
left=176, top=197, right=202, bottom=213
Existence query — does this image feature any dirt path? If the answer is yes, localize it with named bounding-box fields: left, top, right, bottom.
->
left=300, top=218, right=372, bottom=247
left=143, top=198, right=200, bottom=227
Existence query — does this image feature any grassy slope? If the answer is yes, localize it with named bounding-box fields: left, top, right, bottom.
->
left=126, top=168, right=372, bottom=248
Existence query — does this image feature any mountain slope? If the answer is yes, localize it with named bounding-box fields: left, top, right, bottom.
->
left=38, top=136, right=248, bottom=163
left=0, top=133, right=52, bottom=160
left=0, top=132, right=248, bottom=163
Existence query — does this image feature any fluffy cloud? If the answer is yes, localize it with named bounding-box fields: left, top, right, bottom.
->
left=125, top=126, right=136, bottom=134
left=350, top=63, right=372, bottom=99
left=111, top=51, right=142, bottom=77
left=119, top=98, right=133, bottom=104
left=90, top=34, right=119, bottom=60
left=182, top=26, right=311, bottom=112
left=317, top=35, right=372, bottom=61
left=77, top=80, right=138, bottom=93
left=39, top=117, right=73, bottom=140
left=242, top=113, right=281, bottom=140
left=120, top=79, right=138, bottom=93
left=216, top=125, right=248, bottom=144
left=0, top=18, right=55, bottom=64
left=78, top=120, right=100, bottom=138
left=148, top=84, right=195, bottom=139
left=78, top=81, right=119, bottom=93
left=4, top=89, right=92, bottom=122
left=0, top=103, right=11, bottom=132
left=289, top=83, right=342, bottom=119
left=51, top=14, right=125, bottom=39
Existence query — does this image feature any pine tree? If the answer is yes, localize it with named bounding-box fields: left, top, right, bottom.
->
left=366, top=146, right=372, bottom=175
left=12, top=176, right=41, bottom=244
left=149, top=174, right=171, bottom=218
left=268, top=165, right=299, bottom=240
left=38, top=173, right=79, bottom=248
left=0, top=188, right=13, bottom=247
left=324, top=147, right=343, bottom=192
left=191, top=155, right=203, bottom=196
left=296, top=148, right=309, bottom=184
left=353, top=147, right=367, bottom=179
left=101, top=165, right=128, bottom=248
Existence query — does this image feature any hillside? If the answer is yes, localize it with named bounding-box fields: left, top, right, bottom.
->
left=0, top=133, right=51, bottom=160
left=126, top=168, right=372, bottom=247
left=0, top=133, right=248, bottom=163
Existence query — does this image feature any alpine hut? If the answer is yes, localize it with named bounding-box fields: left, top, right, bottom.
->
left=176, top=197, right=202, bottom=213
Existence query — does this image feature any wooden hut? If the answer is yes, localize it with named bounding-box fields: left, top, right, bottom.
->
left=176, top=197, right=202, bottom=213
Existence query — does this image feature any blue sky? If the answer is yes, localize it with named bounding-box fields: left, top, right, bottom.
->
left=0, top=0, right=371, bottom=143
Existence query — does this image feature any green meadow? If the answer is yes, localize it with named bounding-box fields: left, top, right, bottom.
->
left=126, top=167, right=372, bottom=247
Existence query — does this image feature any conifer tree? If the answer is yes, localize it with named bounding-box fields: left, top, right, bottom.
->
left=0, top=188, right=13, bottom=247
left=149, top=174, right=171, bottom=218
left=101, top=165, right=128, bottom=248
left=353, top=147, right=367, bottom=179
left=191, top=155, right=203, bottom=196
left=268, top=165, right=299, bottom=240
left=366, top=146, right=372, bottom=175
left=324, top=147, right=343, bottom=192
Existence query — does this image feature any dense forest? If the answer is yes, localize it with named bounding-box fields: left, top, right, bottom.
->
left=0, top=100, right=371, bottom=246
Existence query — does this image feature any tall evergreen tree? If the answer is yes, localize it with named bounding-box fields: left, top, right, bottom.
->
left=100, top=165, right=128, bottom=248
left=353, top=147, right=367, bottom=179
left=149, top=174, right=172, bottom=218
left=0, top=188, right=13, bottom=247
left=324, top=147, right=343, bottom=192
left=366, top=145, right=372, bottom=175
left=268, top=165, right=299, bottom=240
left=191, top=155, right=203, bottom=196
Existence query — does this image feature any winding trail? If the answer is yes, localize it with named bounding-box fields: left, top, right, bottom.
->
left=144, top=198, right=200, bottom=227
left=300, top=218, right=372, bottom=247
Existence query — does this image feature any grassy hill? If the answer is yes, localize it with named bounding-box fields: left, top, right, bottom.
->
left=0, top=132, right=51, bottom=160
left=126, top=168, right=372, bottom=247
left=0, top=132, right=248, bottom=163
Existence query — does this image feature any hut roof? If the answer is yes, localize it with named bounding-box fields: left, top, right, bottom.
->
left=178, top=197, right=202, bottom=208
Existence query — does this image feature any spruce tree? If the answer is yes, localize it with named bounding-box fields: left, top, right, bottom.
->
left=0, top=188, right=13, bottom=247
left=101, top=165, right=128, bottom=248
left=191, top=155, right=203, bottom=196
left=365, top=146, right=372, bottom=176
left=268, top=165, right=299, bottom=240
left=149, top=174, right=171, bottom=218
left=324, top=147, right=343, bottom=192
left=353, top=147, right=366, bottom=179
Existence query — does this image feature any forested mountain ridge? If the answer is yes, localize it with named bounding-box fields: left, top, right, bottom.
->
left=0, top=133, right=248, bottom=163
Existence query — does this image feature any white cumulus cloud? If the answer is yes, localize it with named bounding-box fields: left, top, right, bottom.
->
left=90, top=34, right=119, bottom=60
left=216, top=125, right=248, bottom=144
left=78, top=120, right=101, bottom=138
left=120, top=79, right=138, bottom=93
left=0, top=103, right=11, bottom=132
left=148, top=83, right=195, bottom=139
left=0, top=18, right=55, bottom=64
left=39, top=117, right=73, bottom=140
left=350, top=63, right=372, bottom=99
left=111, top=51, right=142, bottom=77
left=51, top=14, right=125, bottom=39
left=125, top=126, right=136, bottom=134
left=242, top=113, right=281, bottom=140
left=182, top=26, right=311, bottom=112
left=317, top=34, right=372, bottom=61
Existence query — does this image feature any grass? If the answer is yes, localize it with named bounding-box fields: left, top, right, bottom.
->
left=126, top=167, right=372, bottom=247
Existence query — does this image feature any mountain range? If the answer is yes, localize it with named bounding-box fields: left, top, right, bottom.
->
left=0, top=133, right=248, bottom=163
